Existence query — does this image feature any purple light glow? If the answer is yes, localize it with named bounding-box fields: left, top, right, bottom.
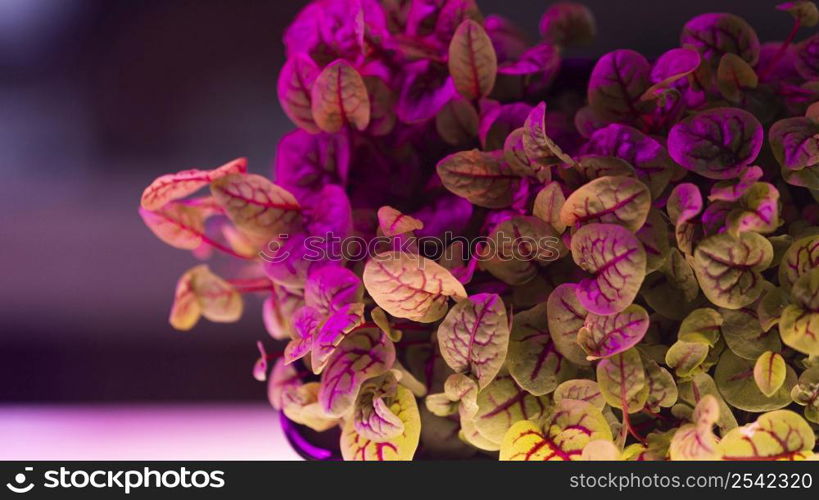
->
left=0, top=405, right=301, bottom=460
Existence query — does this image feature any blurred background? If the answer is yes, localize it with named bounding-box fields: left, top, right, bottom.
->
left=0, top=0, right=790, bottom=457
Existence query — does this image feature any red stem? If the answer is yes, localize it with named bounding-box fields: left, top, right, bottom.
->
left=759, top=18, right=801, bottom=81
left=229, top=277, right=275, bottom=294
left=200, top=233, right=254, bottom=260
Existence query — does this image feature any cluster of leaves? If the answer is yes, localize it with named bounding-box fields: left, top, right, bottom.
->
left=139, top=0, right=819, bottom=460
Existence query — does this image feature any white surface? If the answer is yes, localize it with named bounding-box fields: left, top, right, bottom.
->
left=0, top=404, right=301, bottom=460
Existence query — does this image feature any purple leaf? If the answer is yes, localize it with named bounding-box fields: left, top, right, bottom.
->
left=437, top=293, right=510, bottom=389
left=411, top=193, right=473, bottom=238
left=319, top=329, right=396, bottom=417
left=571, top=223, right=648, bottom=315
left=507, top=302, right=574, bottom=396
left=581, top=123, right=674, bottom=197
left=311, top=302, right=366, bottom=374
left=709, top=166, right=764, bottom=202
left=284, top=305, right=323, bottom=364
left=436, top=149, right=521, bottom=208
left=284, top=0, right=388, bottom=63
left=398, top=60, right=456, bottom=124
left=668, top=107, right=763, bottom=180
left=274, top=129, right=350, bottom=200
left=277, top=54, right=320, bottom=133
left=577, top=304, right=650, bottom=360
left=769, top=116, right=819, bottom=171
left=680, top=13, right=760, bottom=66
left=479, top=102, right=532, bottom=150
left=794, top=33, right=819, bottom=80
left=546, top=283, right=590, bottom=366
left=304, top=184, right=353, bottom=239
left=305, top=265, right=363, bottom=318
left=587, top=49, right=650, bottom=125
left=262, top=285, right=304, bottom=340
left=650, top=48, right=701, bottom=89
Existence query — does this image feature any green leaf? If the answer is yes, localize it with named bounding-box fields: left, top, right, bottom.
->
left=473, top=372, right=550, bottom=446
left=436, top=97, right=479, bottom=145
left=641, top=249, right=700, bottom=320
left=553, top=379, right=606, bottom=409
left=533, top=181, right=567, bottom=234
left=780, top=267, right=819, bottom=355
left=499, top=399, right=612, bottom=460
left=644, top=359, right=678, bottom=412
left=340, top=385, right=421, bottom=460
left=210, top=173, right=302, bottom=242
left=560, top=176, right=651, bottom=232
left=168, top=265, right=243, bottom=331
left=668, top=395, right=720, bottom=460
left=523, top=102, right=573, bottom=169
left=587, top=50, right=650, bottom=124
left=573, top=155, right=636, bottom=181
left=725, top=182, right=781, bottom=237
left=319, top=329, right=396, bottom=417
left=352, top=373, right=405, bottom=442
left=508, top=303, right=575, bottom=396
left=757, top=287, right=789, bottom=332
left=666, top=183, right=703, bottom=256
left=769, top=116, right=819, bottom=171
left=436, top=149, right=520, bottom=208
left=437, top=293, right=510, bottom=389
left=717, top=53, right=758, bottom=103
left=311, top=60, right=370, bottom=133
left=546, top=284, right=590, bottom=365
left=577, top=304, right=650, bottom=360
left=596, top=348, right=648, bottom=413
left=282, top=382, right=339, bottom=432
left=364, top=76, right=397, bottom=136
left=790, top=366, right=819, bottom=423
left=480, top=215, right=565, bottom=285
left=714, top=350, right=796, bottom=412
left=720, top=306, right=782, bottom=360
left=778, top=0, right=819, bottom=27
left=445, top=373, right=479, bottom=417
left=363, top=251, right=467, bottom=323
left=693, top=232, right=773, bottom=309
left=778, top=234, right=819, bottom=292
left=718, top=410, right=815, bottom=460
left=680, top=13, right=760, bottom=66
left=571, top=223, right=648, bottom=315
left=425, top=392, right=457, bottom=417
left=140, top=157, right=247, bottom=211
left=678, top=308, right=723, bottom=346
left=678, top=373, right=738, bottom=433
left=277, top=54, right=320, bottom=133
left=377, top=206, right=424, bottom=237
left=448, top=20, right=497, bottom=99
left=753, top=351, right=787, bottom=397
left=636, top=209, right=671, bottom=274
left=503, top=127, right=539, bottom=178
left=665, top=340, right=709, bottom=378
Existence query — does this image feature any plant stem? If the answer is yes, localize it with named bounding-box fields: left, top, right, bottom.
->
left=759, top=18, right=801, bottom=81
left=229, top=277, right=275, bottom=294
left=200, top=234, right=255, bottom=260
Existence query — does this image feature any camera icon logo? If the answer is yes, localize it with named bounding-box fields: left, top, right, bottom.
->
left=6, top=467, right=34, bottom=494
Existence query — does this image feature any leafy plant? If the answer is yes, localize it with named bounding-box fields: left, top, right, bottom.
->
left=139, top=0, right=819, bottom=460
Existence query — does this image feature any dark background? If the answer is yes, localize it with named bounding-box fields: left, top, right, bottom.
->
left=0, top=0, right=794, bottom=402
